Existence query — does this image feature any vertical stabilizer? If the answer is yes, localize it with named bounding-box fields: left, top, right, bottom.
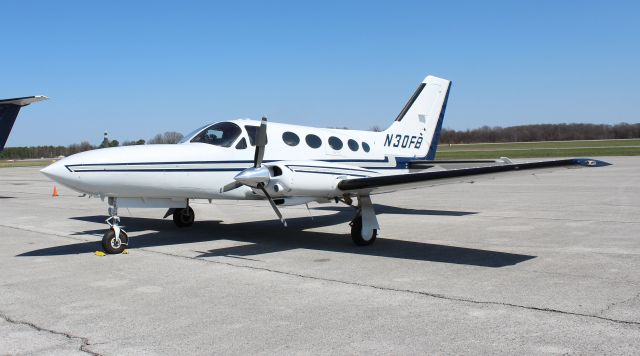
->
left=0, top=96, right=48, bottom=151
left=383, top=76, right=451, bottom=160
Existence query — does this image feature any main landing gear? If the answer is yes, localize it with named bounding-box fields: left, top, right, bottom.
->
left=349, top=195, right=379, bottom=246
left=163, top=205, right=195, bottom=228
left=102, top=197, right=128, bottom=254
left=172, top=206, right=195, bottom=227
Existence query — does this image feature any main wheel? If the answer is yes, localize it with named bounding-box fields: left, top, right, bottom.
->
left=350, top=216, right=377, bottom=246
left=173, top=206, right=195, bottom=227
left=102, top=229, right=127, bottom=254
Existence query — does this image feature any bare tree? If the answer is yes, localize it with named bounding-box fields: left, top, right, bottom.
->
left=148, top=131, right=184, bottom=144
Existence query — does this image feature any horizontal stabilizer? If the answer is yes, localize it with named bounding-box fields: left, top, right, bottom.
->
left=0, top=95, right=48, bottom=151
left=0, top=95, right=48, bottom=106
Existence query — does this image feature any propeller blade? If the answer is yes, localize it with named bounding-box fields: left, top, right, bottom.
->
left=253, top=117, right=268, bottom=168
left=220, top=181, right=243, bottom=193
left=258, top=183, right=287, bottom=227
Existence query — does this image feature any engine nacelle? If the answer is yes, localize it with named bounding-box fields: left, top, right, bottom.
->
left=261, top=160, right=378, bottom=198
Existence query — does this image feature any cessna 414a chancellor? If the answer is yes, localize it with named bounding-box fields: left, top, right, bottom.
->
left=1, top=75, right=609, bottom=254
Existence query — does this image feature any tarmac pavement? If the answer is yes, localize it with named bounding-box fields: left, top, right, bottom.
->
left=0, top=156, right=639, bottom=355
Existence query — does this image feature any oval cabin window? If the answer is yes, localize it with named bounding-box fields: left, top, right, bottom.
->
left=347, top=139, right=359, bottom=151
left=362, top=142, right=371, bottom=152
left=282, top=131, right=300, bottom=146
left=305, top=134, right=322, bottom=148
left=328, top=136, right=343, bottom=150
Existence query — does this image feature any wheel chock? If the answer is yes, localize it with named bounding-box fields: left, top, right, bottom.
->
left=122, top=249, right=129, bottom=254
left=95, top=251, right=106, bottom=256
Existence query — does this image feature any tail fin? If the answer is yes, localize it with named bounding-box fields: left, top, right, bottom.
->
left=383, top=75, right=451, bottom=160
left=0, top=96, right=48, bottom=151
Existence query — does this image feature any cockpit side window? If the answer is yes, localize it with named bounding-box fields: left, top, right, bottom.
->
left=244, top=125, right=258, bottom=146
left=191, top=122, right=242, bottom=147
left=235, top=137, right=247, bottom=149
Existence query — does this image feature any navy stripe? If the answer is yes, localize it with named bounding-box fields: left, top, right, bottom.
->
left=71, top=168, right=244, bottom=173
left=66, top=160, right=260, bottom=168
left=66, top=155, right=416, bottom=173
left=293, top=170, right=370, bottom=178
left=72, top=167, right=374, bottom=176
left=362, top=166, right=403, bottom=170
left=65, top=156, right=391, bottom=169
left=285, top=164, right=377, bottom=173
left=322, top=157, right=390, bottom=164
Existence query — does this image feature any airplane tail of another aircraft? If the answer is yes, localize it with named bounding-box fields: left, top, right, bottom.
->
left=383, top=75, right=451, bottom=160
left=0, top=96, right=48, bottom=151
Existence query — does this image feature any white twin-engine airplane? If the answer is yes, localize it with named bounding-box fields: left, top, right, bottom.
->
left=3, top=75, right=609, bottom=254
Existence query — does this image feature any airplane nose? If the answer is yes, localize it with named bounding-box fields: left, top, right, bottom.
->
left=41, top=160, right=72, bottom=185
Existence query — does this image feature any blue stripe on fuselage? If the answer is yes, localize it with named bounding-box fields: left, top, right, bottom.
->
left=65, top=156, right=419, bottom=173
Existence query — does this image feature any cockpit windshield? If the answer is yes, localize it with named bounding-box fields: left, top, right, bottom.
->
left=190, top=122, right=242, bottom=147
left=179, top=124, right=208, bottom=144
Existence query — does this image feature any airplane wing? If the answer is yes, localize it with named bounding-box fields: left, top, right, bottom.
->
left=337, top=158, right=610, bottom=195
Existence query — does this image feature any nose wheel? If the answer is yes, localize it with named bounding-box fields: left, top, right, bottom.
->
left=102, top=197, right=128, bottom=254
left=102, top=228, right=128, bottom=254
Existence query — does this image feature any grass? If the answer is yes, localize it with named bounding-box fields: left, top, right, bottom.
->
left=0, top=159, right=55, bottom=168
left=435, top=139, right=640, bottom=159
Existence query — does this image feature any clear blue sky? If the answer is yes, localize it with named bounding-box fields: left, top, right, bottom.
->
left=2, top=0, right=638, bottom=146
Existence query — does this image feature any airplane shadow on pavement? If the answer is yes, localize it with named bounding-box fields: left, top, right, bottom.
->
left=18, top=204, right=535, bottom=267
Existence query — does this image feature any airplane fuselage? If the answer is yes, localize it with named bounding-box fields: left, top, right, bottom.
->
left=41, top=120, right=416, bottom=203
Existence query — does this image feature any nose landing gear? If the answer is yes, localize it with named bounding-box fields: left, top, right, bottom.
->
left=102, top=198, right=128, bottom=254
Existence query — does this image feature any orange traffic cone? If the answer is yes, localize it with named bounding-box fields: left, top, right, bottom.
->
left=52, top=185, right=59, bottom=197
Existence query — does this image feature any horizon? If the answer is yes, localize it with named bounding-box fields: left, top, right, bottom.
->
left=2, top=0, right=639, bottom=147
left=2, top=121, right=637, bottom=149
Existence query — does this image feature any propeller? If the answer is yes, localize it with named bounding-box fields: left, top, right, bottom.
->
left=258, top=182, right=287, bottom=227
left=220, top=117, right=287, bottom=226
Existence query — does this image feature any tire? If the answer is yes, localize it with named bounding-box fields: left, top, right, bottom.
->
left=102, top=229, right=127, bottom=254
left=173, top=206, right=195, bottom=228
left=350, top=216, right=377, bottom=246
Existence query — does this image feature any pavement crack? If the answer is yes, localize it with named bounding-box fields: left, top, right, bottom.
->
left=6, top=222, right=640, bottom=329
left=146, top=248, right=640, bottom=328
left=597, top=291, right=640, bottom=317
left=0, top=311, right=101, bottom=356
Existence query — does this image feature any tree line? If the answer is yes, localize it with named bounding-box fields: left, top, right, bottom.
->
left=0, top=131, right=184, bottom=160
left=439, top=123, right=640, bottom=144
left=2, top=123, right=639, bottom=160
